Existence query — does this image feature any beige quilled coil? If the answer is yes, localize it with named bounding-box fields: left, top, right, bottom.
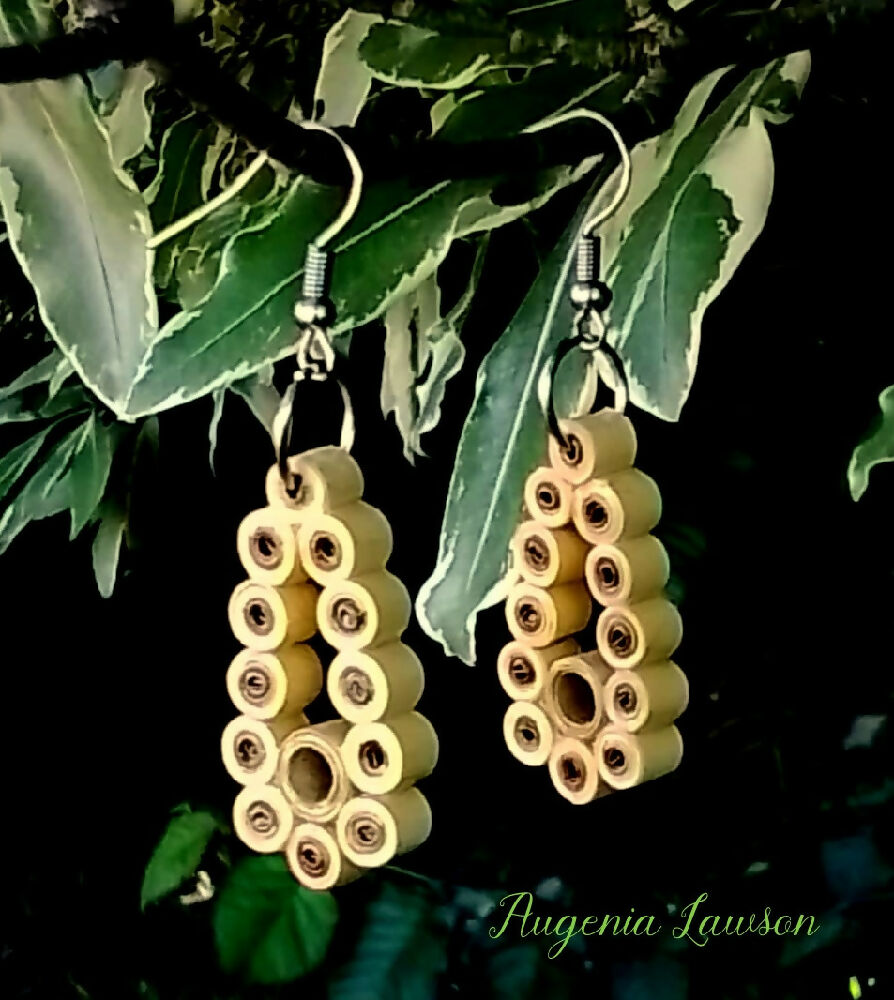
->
left=605, top=663, right=689, bottom=733
left=276, top=720, right=353, bottom=824
left=505, top=580, right=592, bottom=648
left=503, top=701, right=554, bottom=766
left=236, top=507, right=306, bottom=586
left=226, top=645, right=323, bottom=720
left=496, top=637, right=580, bottom=702
left=265, top=446, right=364, bottom=513
left=572, top=470, right=662, bottom=546
left=545, top=651, right=612, bottom=740
left=548, top=410, right=637, bottom=485
left=595, top=725, right=684, bottom=790
left=336, top=788, right=432, bottom=868
left=596, top=597, right=683, bottom=670
left=585, top=535, right=670, bottom=607
left=548, top=737, right=609, bottom=805
left=228, top=580, right=319, bottom=650
left=286, top=822, right=360, bottom=890
left=341, top=712, right=438, bottom=795
left=298, top=501, right=393, bottom=584
left=221, top=714, right=302, bottom=786
left=232, top=784, right=294, bottom=854
left=317, top=571, right=411, bottom=650
left=523, top=467, right=575, bottom=528
left=327, top=643, right=424, bottom=724
left=511, top=521, right=589, bottom=588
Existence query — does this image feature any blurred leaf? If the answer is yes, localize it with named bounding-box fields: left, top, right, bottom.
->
left=208, top=388, right=225, bottom=471
left=66, top=413, right=120, bottom=537
left=229, top=373, right=280, bottom=440
left=0, top=351, right=60, bottom=399
left=0, top=425, right=52, bottom=503
left=214, top=855, right=337, bottom=984
left=104, top=64, right=156, bottom=167
left=487, top=945, right=541, bottom=999
left=848, top=384, right=894, bottom=500
left=141, top=809, right=221, bottom=910
left=315, top=10, right=384, bottom=127
left=92, top=496, right=127, bottom=597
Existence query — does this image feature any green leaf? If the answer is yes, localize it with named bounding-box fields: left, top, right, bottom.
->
left=0, top=1, right=158, bottom=415
left=208, top=388, right=225, bottom=471
left=0, top=425, right=52, bottom=503
left=66, top=413, right=120, bottom=537
left=600, top=52, right=811, bottom=420
left=141, top=808, right=221, bottom=909
left=92, top=497, right=127, bottom=597
left=314, top=10, right=384, bottom=127
left=848, top=384, right=894, bottom=500
left=229, top=372, right=280, bottom=440
left=213, top=854, right=337, bottom=984
left=104, top=64, right=156, bottom=167
left=0, top=351, right=59, bottom=399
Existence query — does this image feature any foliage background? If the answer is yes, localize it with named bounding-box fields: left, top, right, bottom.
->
left=1, top=1, right=893, bottom=997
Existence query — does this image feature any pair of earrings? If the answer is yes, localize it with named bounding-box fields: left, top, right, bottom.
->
left=220, top=115, right=687, bottom=890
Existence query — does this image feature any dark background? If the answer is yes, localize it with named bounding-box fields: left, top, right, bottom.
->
left=2, top=17, right=893, bottom=999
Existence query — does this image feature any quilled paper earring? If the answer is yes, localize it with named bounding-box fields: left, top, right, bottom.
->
left=221, top=124, right=437, bottom=889
left=499, top=112, right=688, bottom=804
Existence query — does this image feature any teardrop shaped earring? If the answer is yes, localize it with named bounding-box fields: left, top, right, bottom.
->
left=222, top=123, right=437, bottom=889
left=499, top=111, right=688, bottom=804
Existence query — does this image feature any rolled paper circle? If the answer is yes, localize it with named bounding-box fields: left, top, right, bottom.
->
left=265, top=446, right=364, bottom=513
left=228, top=580, right=319, bottom=650
left=545, top=651, right=612, bottom=740
left=232, top=784, right=294, bottom=853
left=502, top=701, right=554, bottom=767
left=336, top=788, right=432, bottom=869
left=341, top=712, right=438, bottom=795
left=496, top=638, right=580, bottom=702
left=548, top=410, right=637, bottom=485
left=317, top=571, right=411, bottom=650
left=327, top=643, right=424, bottom=724
left=285, top=822, right=360, bottom=890
left=523, top=467, right=575, bottom=528
left=585, top=535, right=670, bottom=606
left=226, top=645, right=323, bottom=720
left=511, top=521, right=589, bottom=588
left=605, top=662, right=689, bottom=733
left=596, top=597, right=683, bottom=669
left=548, top=737, right=608, bottom=805
left=276, top=720, right=353, bottom=823
left=504, top=581, right=592, bottom=648
left=236, top=507, right=306, bottom=586
left=221, top=715, right=282, bottom=786
left=595, top=725, right=684, bottom=790
left=298, top=502, right=393, bottom=584
left=572, top=469, right=662, bottom=546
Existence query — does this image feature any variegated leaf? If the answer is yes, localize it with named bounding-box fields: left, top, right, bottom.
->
left=849, top=385, right=894, bottom=500
left=314, top=10, right=384, bottom=127
left=104, top=64, right=156, bottom=167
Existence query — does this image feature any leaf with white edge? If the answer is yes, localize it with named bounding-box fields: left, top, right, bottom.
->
left=48, top=356, right=74, bottom=398
left=848, top=384, right=894, bottom=500
left=598, top=52, right=811, bottom=421
left=0, top=351, right=59, bottom=399
left=0, top=425, right=51, bottom=503
left=141, top=808, right=221, bottom=909
left=104, top=64, right=155, bottom=167
left=92, top=497, right=127, bottom=597
left=66, top=414, right=120, bottom=537
left=208, top=388, right=225, bottom=471
left=314, top=10, right=384, bottom=127
left=0, top=1, right=157, bottom=415
left=214, top=855, right=337, bottom=984
left=359, top=21, right=503, bottom=90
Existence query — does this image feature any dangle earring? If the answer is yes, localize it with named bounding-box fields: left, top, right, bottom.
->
left=221, top=124, right=437, bottom=889
left=499, top=112, right=689, bottom=804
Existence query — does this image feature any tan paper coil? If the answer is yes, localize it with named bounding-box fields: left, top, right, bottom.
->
left=548, top=410, right=637, bottom=485
left=572, top=470, right=662, bottom=546
left=511, top=521, right=589, bottom=588
left=504, top=581, right=592, bottom=648
left=503, top=701, right=554, bottom=767
left=221, top=715, right=296, bottom=786
left=496, top=638, right=580, bottom=702
left=545, top=651, right=612, bottom=740
left=226, top=645, right=323, bottom=720
left=595, top=597, right=683, bottom=669
left=265, top=446, right=364, bottom=513
left=228, top=580, right=319, bottom=650
left=605, top=663, right=689, bottom=733
left=327, top=643, right=424, bottom=723
left=523, top=467, right=575, bottom=528
left=286, top=822, right=360, bottom=890
left=233, top=784, right=294, bottom=853
left=336, top=788, right=432, bottom=868
left=585, top=535, right=670, bottom=607
left=236, top=507, right=306, bottom=586
left=298, top=502, right=393, bottom=584
left=595, top=725, right=684, bottom=790
left=341, top=712, right=438, bottom=795
left=276, top=720, right=353, bottom=823
left=317, top=571, right=411, bottom=650
left=548, top=737, right=608, bottom=805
